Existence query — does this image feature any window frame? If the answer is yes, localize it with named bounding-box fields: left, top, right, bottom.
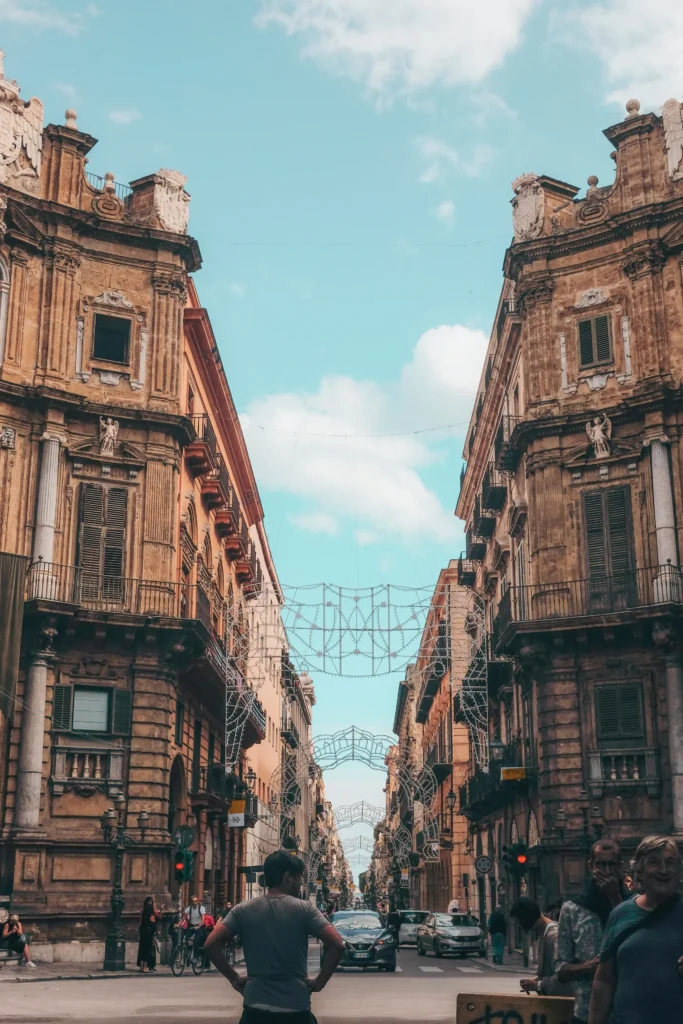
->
left=72, top=686, right=111, bottom=733
left=595, top=682, right=645, bottom=748
left=52, top=682, right=131, bottom=736
left=92, top=312, right=132, bottom=366
left=577, top=313, right=613, bottom=371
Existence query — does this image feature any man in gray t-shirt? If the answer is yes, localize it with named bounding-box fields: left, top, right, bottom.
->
left=205, top=850, right=344, bottom=1023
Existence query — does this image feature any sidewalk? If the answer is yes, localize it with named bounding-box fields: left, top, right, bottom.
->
left=485, top=948, right=536, bottom=974
left=0, top=950, right=244, bottom=984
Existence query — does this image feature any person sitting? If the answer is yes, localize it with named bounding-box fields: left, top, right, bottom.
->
left=1, top=914, right=36, bottom=968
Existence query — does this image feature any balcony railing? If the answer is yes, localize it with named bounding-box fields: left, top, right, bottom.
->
left=494, top=415, right=522, bottom=472
left=466, top=526, right=487, bottom=562
left=588, top=747, right=660, bottom=797
left=52, top=746, right=124, bottom=796
left=425, top=742, right=453, bottom=783
left=186, top=413, right=217, bottom=473
left=473, top=495, right=496, bottom=540
left=457, top=554, right=476, bottom=588
left=497, top=565, right=682, bottom=641
left=459, top=739, right=533, bottom=817
left=27, top=562, right=196, bottom=616
left=281, top=710, right=300, bottom=749
left=201, top=452, right=230, bottom=508
left=85, top=170, right=133, bottom=199
left=482, top=464, right=507, bottom=512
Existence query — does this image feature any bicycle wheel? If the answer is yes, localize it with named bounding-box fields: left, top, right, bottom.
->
left=191, top=951, right=205, bottom=976
left=171, top=943, right=186, bottom=977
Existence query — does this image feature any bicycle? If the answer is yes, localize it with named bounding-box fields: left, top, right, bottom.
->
left=171, top=928, right=207, bottom=976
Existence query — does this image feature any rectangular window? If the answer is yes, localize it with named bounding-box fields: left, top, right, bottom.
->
left=578, top=314, right=612, bottom=369
left=595, top=683, right=644, bottom=743
left=93, top=313, right=131, bottom=364
left=78, top=484, right=128, bottom=601
left=187, top=385, right=195, bottom=417
left=72, top=687, right=110, bottom=732
left=583, top=488, right=635, bottom=609
left=175, top=700, right=184, bottom=746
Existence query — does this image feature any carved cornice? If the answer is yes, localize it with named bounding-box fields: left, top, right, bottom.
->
left=622, top=240, right=667, bottom=280
left=517, top=276, right=554, bottom=313
left=152, top=269, right=187, bottom=302
left=44, top=241, right=81, bottom=273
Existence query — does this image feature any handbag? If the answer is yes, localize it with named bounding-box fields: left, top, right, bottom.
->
left=154, top=936, right=161, bottom=954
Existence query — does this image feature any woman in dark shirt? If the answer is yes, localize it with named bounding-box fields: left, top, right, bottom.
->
left=588, top=835, right=683, bottom=1024
left=137, top=896, right=162, bottom=973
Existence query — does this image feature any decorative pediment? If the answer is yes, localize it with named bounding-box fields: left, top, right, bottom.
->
left=67, top=437, right=146, bottom=468
left=660, top=220, right=683, bottom=253
left=562, top=436, right=640, bottom=468
left=508, top=500, right=528, bottom=539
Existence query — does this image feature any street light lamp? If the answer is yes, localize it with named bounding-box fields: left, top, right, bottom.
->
left=490, top=735, right=505, bottom=761
left=100, top=799, right=150, bottom=971
left=446, top=789, right=457, bottom=812
left=246, top=767, right=257, bottom=792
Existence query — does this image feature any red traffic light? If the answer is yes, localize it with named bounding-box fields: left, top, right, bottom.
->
left=516, top=853, right=527, bottom=865
left=175, top=859, right=184, bottom=871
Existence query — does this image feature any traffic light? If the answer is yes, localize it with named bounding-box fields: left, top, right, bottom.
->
left=502, top=842, right=527, bottom=876
left=515, top=843, right=528, bottom=875
left=174, top=847, right=193, bottom=883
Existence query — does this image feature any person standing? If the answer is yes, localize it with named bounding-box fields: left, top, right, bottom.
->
left=205, top=849, right=345, bottom=1024
left=137, top=896, right=162, bottom=973
left=510, top=897, right=575, bottom=998
left=588, top=836, right=683, bottom=1024
left=488, top=904, right=507, bottom=964
left=555, top=839, right=624, bottom=1024
left=1, top=914, right=36, bottom=968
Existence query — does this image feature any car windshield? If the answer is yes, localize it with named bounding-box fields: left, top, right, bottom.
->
left=336, top=915, right=381, bottom=931
left=400, top=911, right=428, bottom=924
left=434, top=914, right=477, bottom=927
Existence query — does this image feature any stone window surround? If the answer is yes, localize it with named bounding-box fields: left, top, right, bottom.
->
left=75, top=290, right=148, bottom=391
left=559, top=293, right=633, bottom=395
left=0, top=254, right=11, bottom=367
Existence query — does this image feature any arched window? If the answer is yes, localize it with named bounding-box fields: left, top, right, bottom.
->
left=0, top=256, right=10, bottom=367
left=203, top=533, right=212, bottom=568
left=527, top=809, right=539, bottom=848
left=185, top=500, right=197, bottom=546
left=216, top=561, right=224, bottom=596
left=510, top=820, right=519, bottom=844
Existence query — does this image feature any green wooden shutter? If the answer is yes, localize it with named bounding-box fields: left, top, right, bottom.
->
left=594, top=315, right=612, bottom=363
left=112, top=688, right=132, bottom=735
left=53, top=683, right=73, bottom=730
left=584, top=491, right=607, bottom=578
left=578, top=319, right=595, bottom=367
left=104, top=488, right=127, bottom=578
left=606, top=488, right=632, bottom=575
left=79, top=484, right=104, bottom=599
left=596, top=684, right=643, bottom=740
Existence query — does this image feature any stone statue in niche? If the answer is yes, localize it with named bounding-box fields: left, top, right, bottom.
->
left=0, top=49, right=44, bottom=196
left=662, top=99, right=683, bottom=181
left=154, top=169, right=190, bottom=234
left=511, top=173, right=544, bottom=242
left=586, top=412, right=612, bottom=459
left=99, top=416, right=119, bottom=455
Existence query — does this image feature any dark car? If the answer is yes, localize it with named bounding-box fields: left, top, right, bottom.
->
left=324, top=911, right=397, bottom=972
left=416, top=912, right=487, bottom=959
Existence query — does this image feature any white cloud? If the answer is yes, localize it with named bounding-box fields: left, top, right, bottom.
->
left=256, top=0, right=539, bottom=105
left=108, top=109, right=141, bottom=125
left=290, top=511, right=339, bottom=534
left=435, top=199, right=455, bottom=226
left=240, top=322, right=487, bottom=545
left=228, top=281, right=247, bottom=297
left=0, top=1, right=84, bottom=33
left=55, top=82, right=79, bottom=101
left=86, top=2, right=101, bottom=15
left=471, top=90, right=517, bottom=129
left=417, top=136, right=494, bottom=183
left=558, top=2, right=683, bottom=108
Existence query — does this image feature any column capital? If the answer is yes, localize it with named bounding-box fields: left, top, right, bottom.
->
left=642, top=432, right=670, bottom=449
left=40, top=430, right=67, bottom=446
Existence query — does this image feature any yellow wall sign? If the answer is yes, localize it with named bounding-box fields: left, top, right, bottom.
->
left=501, top=766, right=526, bottom=782
left=457, top=993, right=574, bottom=1024
left=228, top=799, right=246, bottom=828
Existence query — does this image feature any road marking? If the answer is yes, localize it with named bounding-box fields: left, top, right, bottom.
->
left=454, top=965, right=482, bottom=973
left=394, top=966, right=403, bottom=972
left=419, top=966, right=443, bottom=973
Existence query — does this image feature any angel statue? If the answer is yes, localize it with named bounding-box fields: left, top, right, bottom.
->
left=586, top=412, right=611, bottom=459
left=99, top=416, right=119, bottom=455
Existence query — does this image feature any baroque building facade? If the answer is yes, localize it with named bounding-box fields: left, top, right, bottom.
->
left=455, top=96, right=683, bottom=915
left=0, top=54, right=307, bottom=960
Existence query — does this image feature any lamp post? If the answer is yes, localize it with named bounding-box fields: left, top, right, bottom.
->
left=100, top=794, right=150, bottom=971
left=446, top=788, right=457, bottom=838
left=246, top=767, right=257, bottom=791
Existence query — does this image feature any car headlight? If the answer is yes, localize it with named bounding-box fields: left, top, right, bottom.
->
left=375, top=935, right=394, bottom=946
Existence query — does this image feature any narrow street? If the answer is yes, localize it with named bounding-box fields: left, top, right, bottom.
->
left=2, top=948, right=525, bottom=1023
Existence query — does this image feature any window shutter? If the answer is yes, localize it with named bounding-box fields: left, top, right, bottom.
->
left=618, top=685, right=644, bottom=737
left=595, top=687, right=620, bottom=739
left=594, top=315, right=612, bottom=362
left=104, top=488, right=127, bottom=579
left=79, top=484, right=104, bottom=598
left=578, top=319, right=595, bottom=367
left=606, top=488, right=632, bottom=575
left=112, top=688, right=132, bottom=735
left=53, top=684, right=73, bottom=730
left=584, top=491, right=607, bottom=578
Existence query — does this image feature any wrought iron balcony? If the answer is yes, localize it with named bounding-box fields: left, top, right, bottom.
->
left=27, top=562, right=194, bottom=616
left=281, top=710, right=300, bottom=749
left=466, top=526, right=487, bottom=562
left=473, top=494, right=496, bottom=540
left=201, top=452, right=230, bottom=509
left=225, top=514, right=249, bottom=563
left=588, top=748, right=660, bottom=798
left=482, top=463, right=507, bottom=512
left=457, top=554, right=476, bottom=588
left=494, top=415, right=522, bottom=472
left=215, top=489, right=241, bottom=539
left=496, top=564, right=683, bottom=648
left=425, top=742, right=453, bottom=784
left=191, top=762, right=240, bottom=804
left=186, top=413, right=218, bottom=474
left=236, top=539, right=257, bottom=585
left=459, top=739, right=534, bottom=818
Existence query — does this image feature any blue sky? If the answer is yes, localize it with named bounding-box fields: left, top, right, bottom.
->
left=7, top=0, right=682, bottom=880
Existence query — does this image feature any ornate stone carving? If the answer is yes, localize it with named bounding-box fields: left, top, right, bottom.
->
left=91, top=190, right=124, bottom=221
left=511, top=173, right=544, bottom=242
left=152, top=269, right=187, bottom=303
left=574, top=287, right=609, bottom=309
left=47, top=244, right=80, bottom=273
left=0, top=50, right=43, bottom=197
left=583, top=373, right=610, bottom=392
left=517, top=276, right=554, bottom=313
left=92, top=289, right=134, bottom=309
left=1, top=425, right=15, bottom=448
left=586, top=412, right=612, bottom=458
left=154, top=169, right=190, bottom=233
left=99, top=416, right=119, bottom=455
left=622, top=241, right=667, bottom=280
left=616, top=316, right=632, bottom=384
left=662, top=99, right=683, bottom=181
left=98, top=371, right=122, bottom=386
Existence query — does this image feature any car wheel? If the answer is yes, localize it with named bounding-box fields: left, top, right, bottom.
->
left=417, top=941, right=425, bottom=957
left=434, top=941, right=442, bottom=959
left=385, top=963, right=397, bottom=973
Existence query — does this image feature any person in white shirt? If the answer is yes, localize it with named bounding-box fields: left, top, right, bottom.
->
left=183, top=895, right=207, bottom=951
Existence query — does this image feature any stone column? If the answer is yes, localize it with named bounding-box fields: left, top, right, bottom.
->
left=15, top=622, right=57, bottom=830
left=649, top=439, right=680, bottom=601
left=33, top=431, right=65, bottom=566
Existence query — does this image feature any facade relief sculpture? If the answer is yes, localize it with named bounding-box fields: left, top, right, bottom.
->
left=662, top=99, right=683, bottom=181
left=99, top=417, right=119, bottom=455
left=511, top=173, right=544, bottom=242
left=586, top=412, right=612, bottom=458
left=0, top=50, right=43, bottom=196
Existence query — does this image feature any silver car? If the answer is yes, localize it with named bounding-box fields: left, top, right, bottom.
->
left=416, top=912, right=487, bottom=959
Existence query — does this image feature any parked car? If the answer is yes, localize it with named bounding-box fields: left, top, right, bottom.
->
left=325, top=911, right=397, bottom=972
left=397, top=909, right=429, bottom=946
left=416, top=912, right=487, bottom=959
